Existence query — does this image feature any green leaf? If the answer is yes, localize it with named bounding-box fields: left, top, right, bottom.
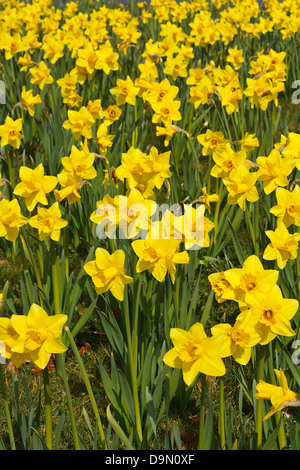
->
left=106, top=404, right=134, bottom=450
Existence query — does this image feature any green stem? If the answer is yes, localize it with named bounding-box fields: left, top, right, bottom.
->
left=0, top=364, right=16, bottom=450
left=219, top=376, right=226, bottom=450
left=187, top=134, right=203, bottom=188
left=43, top=367, right=53, bottom=450
left=255, top=345, right=265, bottom=449
left=50, top=240, right=62, bottom=315
left=55, top=354, right=81, bottom=450
left=64, top=326, right=107, bottom=450
left=245, top=203, right=259, bottom=256
left=123, top=288, right=143, bottom=444
left=198, top=374, right=206, bottom=450
left=50, top=239, right=81, bottom=450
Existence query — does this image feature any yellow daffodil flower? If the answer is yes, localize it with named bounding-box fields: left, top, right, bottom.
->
left=84, top=248, right=133, bottom=301
left=14, top=163, right=58, bottom=212
left=263, top=221, right=300, bottom=269
left=0, top=198, right=28, bottom=241
left=0, top=116, right=23, bottom=149
left=163, top=322, right=226, bottom=386
left=0, top=304, right=68, bottom=369
left=131, top=238, right=189, bottom=283
left=29, top=202, right=68, bottom=241
left=255, top=369, right=300, bottom=420
left=241, top=284, right=298, bottom=345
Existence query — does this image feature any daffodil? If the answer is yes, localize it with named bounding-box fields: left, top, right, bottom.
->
left=208, top=271, right=235, bottom=303
left=29, top=202, right=68, bottom=241
left=84, top=248, right=133, bottom=301
left=0, top=198, right=28, bottom=241
left=281, top=132, right=300, bottom=170
left=223, top=163, right=259, bottom=210
left=256, top=149, right=294, bottom=194
left=60, top=144, right=97, bottom=180
left=211, top=310, right=261, bottom=365
left=63, top=107, right=95, bottom=140
left=131, top=238, right=189, bottom=283
left=30, top=61, right=54, bottom=90
left=211, top=144, right=247, bottom=178
left=110, top=76, right=138, bottom=106
left=241, top=284, right=298, bottom=345
left=255, top=369, right=300, bottom=420
left=14, top=164, right=58, bottom=212
left=163, top=322, right=226, bottom=386
left=0, top=304, right=68, bottom=369
left=21, top=87, right=42, bottom=117
left=217, top=85, right=243, bottom=114
left=263, top=221, right=300, bottom=269
left=222, top=254, right=279, bottom=307
left=95, top=124, right=114, bottom=155
left=237, top=133, right=259, bottom=152
left=270, top=185, right=300, bottom=227
left=197, top=130, right=229, bottom=156
left=0, top=116, right=23, bottom=149
left=151, top=96, right=182, bottom=124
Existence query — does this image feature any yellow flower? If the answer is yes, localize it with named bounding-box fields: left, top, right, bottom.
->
left=198, top=187, right=219, bottom=213
left=163, top=322, right=226, bottom=386
left=197, top=129, right=229, bottom=156
left=86, top=99, right=103, bottom=120
left=237, top=133, right=259, bottom=152
left=63, top=107, right=95, bottom=140
left=217, top=85, right=243, bottom=114
left=241, top=284, right=298, bottom=345
left=223, top=163, right=259, bottom=210
left=102, top=105, right=122, bottom=126
left=84, top=248, right=133, bottom=301
left=263, top=221, right=300, bottom=269
left=21, top=86, right=42, bottom=117
left=270, top=185, right=300, bottom=228
left=151, top=96, right=182, bottom=124
left=188, top=83, right=210, bottom=110
left=243, top=76, right=273, bottom=111
left=211, top=310, right=261, bottom=365
left=0, top=304, right=68, bottom=369
left=60, top=144, right=97, bottom=180
left=256, top=149, right=294, bottom=194
left=146, top=78, right=178, bottom=105
left=54, top=172, right=82, bottom=205
left=131, top=238, right=189, bottom=283
left=29, top=202, right=68, bottom=241
left=163, top=54, right=188, bottom=80
left=0, top=116, right=23, bottom=149
left=95, top=123, right=114, bottom=155
left=281, top=132, right=300, bottom=171
left=42, top=36, right=65, bottom=64
left=255, top=369, right=300, bottom=420
left=18, top=52, right=34, bottom=72
left=115, top=147, right=148, bottom=189
left=208, top=271, right=235, bottom=303
left=110, top=76, right=138, bottom=106
left=30, top=61, right=54, bottom=90
left=14, top=163, right=58, bottom=212
left=2, top=32, right=24, bottom=60
left=0, top=198, right=28, bottom=241
left=222, top=254, right=279, bottom=307
left=211, top=143, right=247, bottom=178
left=226, top=45, right=244, bottom=70
left=57, top=72, right=78, bottom=98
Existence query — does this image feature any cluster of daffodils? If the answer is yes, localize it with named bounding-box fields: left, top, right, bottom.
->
left=164, top=255, right=299, bottom=387
left=0, top=0, right=299, bottom=427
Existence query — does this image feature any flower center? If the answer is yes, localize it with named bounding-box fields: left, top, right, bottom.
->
left=178, top=341, right=202, bottom=362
